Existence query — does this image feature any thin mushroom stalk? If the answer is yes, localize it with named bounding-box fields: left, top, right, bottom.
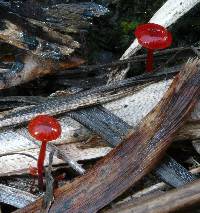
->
left=122, top=0, right=200, bottom=60
left=15, top=58, right=200, bottom=213
left=28, top=115, right=61, bottom=190
left=107, top=0, right=200, bottom=83
left=147, top=49, right=154, bottom=72
left=37, top=142, right=47, bottom=189
left=134, top=23, right=172, bottom=72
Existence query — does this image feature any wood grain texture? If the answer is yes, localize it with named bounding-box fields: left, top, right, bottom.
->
left=14, top=58, right=200, bottom=213
left=105, top=178, right=200, bottom=213
left=104, top=166, right=200, bottom=213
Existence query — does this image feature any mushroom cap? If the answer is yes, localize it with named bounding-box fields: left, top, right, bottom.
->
left=28, top=115, right=61, bottom=142
left=135, top=23, right=172, bottom=50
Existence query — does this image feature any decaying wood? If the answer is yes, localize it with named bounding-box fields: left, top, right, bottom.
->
left=15, top=58, right=200, bottom=213
left=0, top=1, right=109, bottom=89
left=65, top=105, right=196, bottom=187
left=0, top=74, right=158, bottom=128
left=0, top=65, right=200, bottom=176
left=0, top=1, right=109, bottom=59
left=110, top=166, right=200, bottom=209
left=0, top=184, right=38, bottom=208
left=105, top=179, right=200, bottom=213
left=0, top=20, right=76, bottom=58
left=153, top=155, right=196, bottom=187
left=0, top=53, right=85, bottom=89
left=114, top=182, right=167, bottom=207
left=122, top=0, right=200, bottom=60
left=52, top=46, right=192, bottom=77
left=108, top=0, right=200, bottom=83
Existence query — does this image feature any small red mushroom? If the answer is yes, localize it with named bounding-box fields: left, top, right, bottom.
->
left=135, top=23, right=172, bottom=72
left=28, top=115, right=61, bottom=190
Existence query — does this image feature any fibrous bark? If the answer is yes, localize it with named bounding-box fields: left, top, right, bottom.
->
left=15, top=58, right=200, bottom=212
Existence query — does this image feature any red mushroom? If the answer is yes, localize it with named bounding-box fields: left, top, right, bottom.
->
left=135, top=23, right=172, bottom=72
left=28, top=115, right=61, bottom=190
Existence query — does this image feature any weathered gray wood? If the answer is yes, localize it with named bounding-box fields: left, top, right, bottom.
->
left=15, top=58, right=200, bottom=213
left=0, top=1, right=108, bottom=89
left=105, top=179, right=200, bottom=213
left=0, top=68, right=200, bottom=176
left=0, top=184, right=37, bottom=208
left=0, top=1, right=109, bottom=59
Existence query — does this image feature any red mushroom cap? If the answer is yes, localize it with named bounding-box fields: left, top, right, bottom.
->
left=28, top=115, right=61, bottom=142
left=135, top=23, right=172, bottom=50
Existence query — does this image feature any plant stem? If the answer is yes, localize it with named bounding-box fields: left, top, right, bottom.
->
left=146, top=49, right=154, bottom=72
left=37, top=141, right=47, bottom=190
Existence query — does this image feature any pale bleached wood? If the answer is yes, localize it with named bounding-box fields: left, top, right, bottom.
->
left=15, top=57, right=200, bottom=213
left=0, top=184, right=38, bottom=208
left=107, top=0, right=200, bottom=83
left=0, top=77, right=200, bottom=176
left=121, top=0, right=200, bottom=60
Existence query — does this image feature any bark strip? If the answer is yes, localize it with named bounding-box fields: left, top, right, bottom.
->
left=15, top=58, right=200, bottom=213
left=105, top=178, right=200, bottom=213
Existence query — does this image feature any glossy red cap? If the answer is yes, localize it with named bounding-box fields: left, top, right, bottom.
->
left=28, top=115, right=61, bottom=142
left=135, top=23, right=172, bottom=50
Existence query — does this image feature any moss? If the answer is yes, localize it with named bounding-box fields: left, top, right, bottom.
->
left=84, top=0, right=169, bottom=62
left=120, top=20, right=139, bottom=34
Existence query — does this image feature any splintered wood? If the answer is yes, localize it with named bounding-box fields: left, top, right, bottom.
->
left=1, top=0, right=200, bottom=212
left=105, top=179, right=200, bottom=213
left=15, top=58, right=200, bottom=213
left=0, top=68, right=200, bottom=176
left=121, top=0, right=200, bottom=60
left=0, top=2, right=107, bottom=89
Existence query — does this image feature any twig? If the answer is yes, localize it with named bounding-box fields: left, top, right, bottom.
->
left=121, top=0, right=200, bottom=60
left=42, top=151, right=55, bottom=212
left=53, top=46, right=191, bottom=76
left=154, top=48, right=184, bottom=72
left=108, top=0, right=200, bottom=82
left=28, top=137, right=86, bottom=175
left=0, top=152, right=37, bottom=161
left=191, top=45, right=200, bottom=57
left=105, top=179, right=200, bottom=213
left=106, top=164, right=200, bottom=212
left=15, top=58, right=200, bottom=213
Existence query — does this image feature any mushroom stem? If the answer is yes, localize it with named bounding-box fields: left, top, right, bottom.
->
left=37, top=141, right=47, bottom=190
left=146, top=49, right=154, bottom=72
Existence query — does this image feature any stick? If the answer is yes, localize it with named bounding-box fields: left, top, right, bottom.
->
left=121, top=0, right=200, bottom=60
left=15, top=58, right=200, bottom=213
left=105, top=179, right=200, bottom=213
left=107, top=0, right=200, bottom=82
